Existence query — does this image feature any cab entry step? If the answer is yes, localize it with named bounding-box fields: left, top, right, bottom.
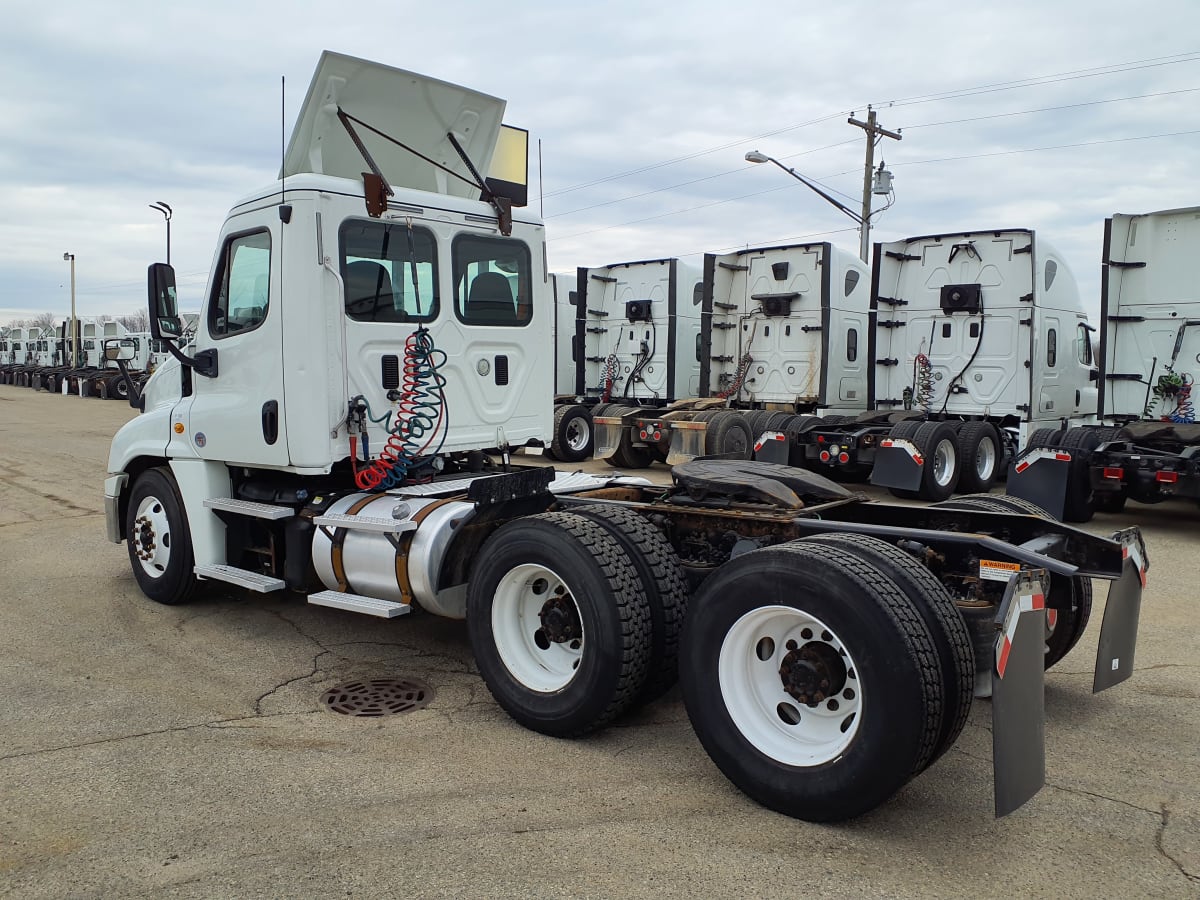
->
left=194, top=564, right=287, bottom=592
left=308, top=590, right=412, bottom=618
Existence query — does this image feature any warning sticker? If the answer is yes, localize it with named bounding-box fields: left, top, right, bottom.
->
left=979, top=559, right=1021, bottom=583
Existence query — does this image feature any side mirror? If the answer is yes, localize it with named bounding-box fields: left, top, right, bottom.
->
left=104, top=338, right=136, bottom=362
left=148, top=263, right=184, bottom=340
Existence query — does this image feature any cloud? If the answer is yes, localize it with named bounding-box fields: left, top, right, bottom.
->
left=2, top=0, right=1198, bottom=330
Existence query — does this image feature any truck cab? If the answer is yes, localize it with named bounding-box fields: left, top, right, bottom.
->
left=107, top=51, right=550, bottom=579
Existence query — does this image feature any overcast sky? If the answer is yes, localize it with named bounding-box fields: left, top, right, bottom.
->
left=2, top=1, right=1198, bottom=328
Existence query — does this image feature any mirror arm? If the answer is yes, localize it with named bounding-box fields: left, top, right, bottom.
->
left=163, top=341, right=218, bottom=378
left=113, top=358, right=145, bottom=411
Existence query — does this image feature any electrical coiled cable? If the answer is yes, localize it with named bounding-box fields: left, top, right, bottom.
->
left=1168, top=373, right=1194, bottom=423
left=351, top=326, right=448, bottom=491
left=913, top=352, right=934, bottom=414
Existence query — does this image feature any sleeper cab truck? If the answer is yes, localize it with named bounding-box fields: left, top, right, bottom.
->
left=1009, top=207, right=1200, bottom=520
left=592, top=242, right=870, bottom=468
left=793, top=229, right=1097, bottom=502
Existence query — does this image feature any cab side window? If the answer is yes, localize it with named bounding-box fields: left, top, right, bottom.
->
left=453, top=234, right=532, bottom=326
left=1075, top=323, right=1093, bottom=366
left=209, top=230, right=271, bottom=339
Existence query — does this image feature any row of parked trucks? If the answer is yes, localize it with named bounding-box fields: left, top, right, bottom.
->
left=95, top=52, right=1156, bottom=824
left=0, top=319, right=192, bottom=398
left=544, top=211, right=1200, bottom=523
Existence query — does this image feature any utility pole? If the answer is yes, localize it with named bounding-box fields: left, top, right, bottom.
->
left=847, top=107, right=901, bottom=262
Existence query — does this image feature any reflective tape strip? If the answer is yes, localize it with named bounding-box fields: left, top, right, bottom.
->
left=996, top=590, right=1045, bottom=680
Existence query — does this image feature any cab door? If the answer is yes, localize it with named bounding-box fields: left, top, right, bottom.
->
left=185, top=220, right=289, bottom=467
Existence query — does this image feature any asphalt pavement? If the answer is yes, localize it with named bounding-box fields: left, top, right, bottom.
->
left=0, top=384, right=1197, bottom=898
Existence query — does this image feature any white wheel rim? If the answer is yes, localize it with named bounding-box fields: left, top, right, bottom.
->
left=718, top=605, right=863, bottom=766
left=566, top=417, right=591, bottom=452
left=491, top=563, right=584, bottom=692
left=975, top=436, right=997, bottom=481
left=933, top=438, right=957, bottom=487
left=131, top=494, right=172, bottom=578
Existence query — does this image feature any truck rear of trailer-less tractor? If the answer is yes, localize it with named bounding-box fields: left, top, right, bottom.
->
left=1009, top=207, right=1200, bottom=520
left=788, top=230, right=1100, bottom=503
left=105, top=51, right=1149, bottom=823
left=589, top=243, right=871, bottom=470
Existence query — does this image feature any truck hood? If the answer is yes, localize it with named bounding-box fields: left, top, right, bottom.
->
left=282, top=50, right=506, bottom=200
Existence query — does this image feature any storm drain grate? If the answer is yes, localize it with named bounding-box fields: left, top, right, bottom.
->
left=320, top=678, right=434, bottom=717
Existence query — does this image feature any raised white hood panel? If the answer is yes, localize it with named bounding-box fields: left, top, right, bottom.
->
left=282, top=51, right=506, bottom=199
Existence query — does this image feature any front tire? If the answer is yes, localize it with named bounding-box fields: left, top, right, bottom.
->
left=680, top=542, right=943, bottom=822
left=125, top=468, right=198, bottom=605
left=466, top=513, right=653, bottom=737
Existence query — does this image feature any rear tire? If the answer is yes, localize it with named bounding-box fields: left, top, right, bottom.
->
left=704, top=411, right=753, bottom=459
left=907, top=420, right=961, bottom=501
left=679, top=542, right=943, bottom=822
left=1057, top=427, right=1104, bottom=523
left=934, top=494, right=1092, bottom=669
left=955, top=422, right=1001, bottom=494
left=550, top=403, right=593, bottom=462
left=573, top=505, right=688, bottom=705
left=798, top=533, right=973, bottom=767
left=466, top=513, right=653, bottom=736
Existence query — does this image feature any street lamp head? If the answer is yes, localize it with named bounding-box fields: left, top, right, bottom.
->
left=745, top=150, right=771, bottom=164
left=63, top=252, right=73, bottom=261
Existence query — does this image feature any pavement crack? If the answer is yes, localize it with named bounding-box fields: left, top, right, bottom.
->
left=0, top=713, right=296, bottom=763
left=1156, top=804, right=1200, bottom=884
left=1042, top=781, right=1159, bottom=817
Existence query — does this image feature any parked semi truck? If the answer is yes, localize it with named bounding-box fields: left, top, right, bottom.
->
left=591, top=242, right=871, bottom=466
left=1008, top=207, right=1200, bottom=520
left=104, top=51, right=1148, bottom=822
left=769, top=229, right=1098, bottom=502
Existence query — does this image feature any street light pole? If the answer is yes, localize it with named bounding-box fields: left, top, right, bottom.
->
left=150, top=202, right=173, bottom=264
left=744, top=150, right=865, bottom=239
left=62, top=252, right=76, bottom=367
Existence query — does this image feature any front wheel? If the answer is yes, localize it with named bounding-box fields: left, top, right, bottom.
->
left=125, top=468, right=198, bottom=605
left=679, top=542, right=943, bottom=822
left=466, top=513, right=653, bottom=737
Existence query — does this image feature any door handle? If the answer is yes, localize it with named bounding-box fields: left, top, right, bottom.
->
left=262, top=400, right=279, bottom=444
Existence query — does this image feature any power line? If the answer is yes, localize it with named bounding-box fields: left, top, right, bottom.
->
left=541, top=110, right=849, bottom=199
left=544, top=50, right=1200, bottom=199
left=891, top=129, right=1200, bottom=168
left=547, top=128, right=1198, bottom=245
left=547, top=138, right=860, bottom=219
left=869, top=51, right=1200, bottom=109
left=900, top=87, right=1200, bottom=130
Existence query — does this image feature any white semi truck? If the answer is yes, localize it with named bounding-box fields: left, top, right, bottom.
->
left=785, top=229, right=1098, bottom=502
left=592, top=242, right=871, bottom=466
left=104, top=51, right=1148, bottom=822
left=1008, top=207, right=1200, bottom=519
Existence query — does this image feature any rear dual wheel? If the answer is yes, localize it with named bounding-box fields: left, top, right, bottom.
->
left=467, top=512, right=658, bottom=737
left=549, top=403, right=593, bottom=463
left=680, top=541, right=946, bottom=822
left=934, top=493, right=1092, bottom=669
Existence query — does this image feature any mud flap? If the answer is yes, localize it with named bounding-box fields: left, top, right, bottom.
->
left=991, top=569, right=1049, bottom=818
left=753, top=430, right=789, bottom=465
left=592, top=416, right=623, bottom=461
left=1006, top=448, right=1072, bottom=519
left=1093, top=527, right=1148, bottom=693
left=868, top=439, right=923, bottom=491
left=666, top=419, right=707, bottom=466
